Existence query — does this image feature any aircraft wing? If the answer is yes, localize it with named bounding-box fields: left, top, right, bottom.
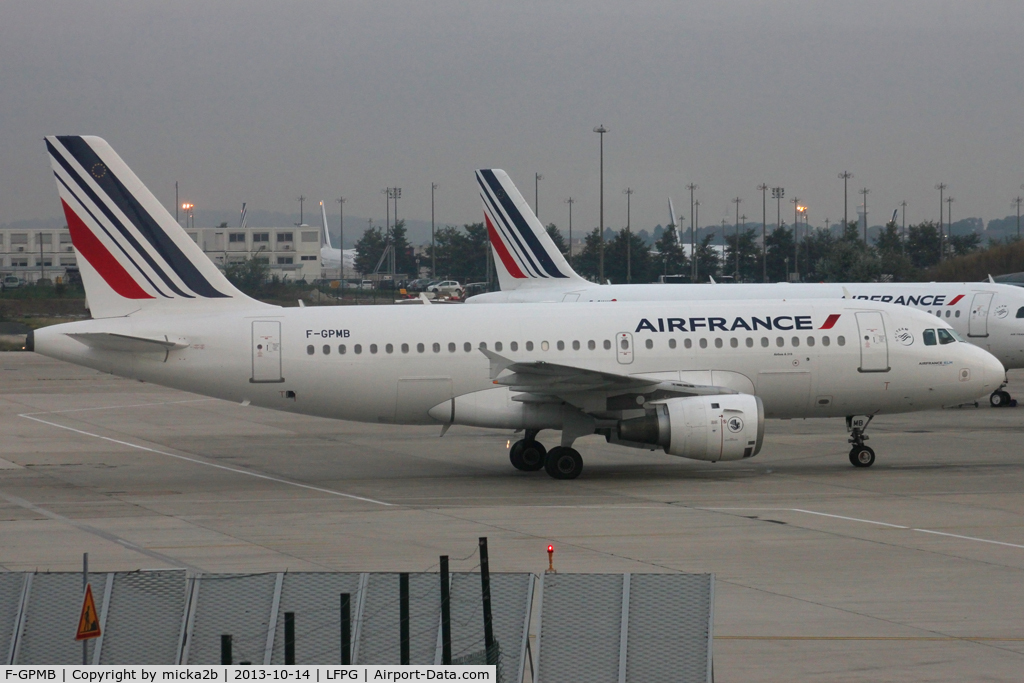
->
left=67, top=332, right=189, bottom=353
left=481, top=349, right=735, bottom=413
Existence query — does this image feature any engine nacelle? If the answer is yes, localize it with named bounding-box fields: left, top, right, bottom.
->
left=616, top=394, right=764, bottom=462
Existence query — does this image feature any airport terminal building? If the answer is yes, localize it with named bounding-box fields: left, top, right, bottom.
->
left=0, top=224, right=322, bottom=284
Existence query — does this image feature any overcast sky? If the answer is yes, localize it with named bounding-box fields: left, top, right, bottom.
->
left=2, top=1, right=1023, bottom=239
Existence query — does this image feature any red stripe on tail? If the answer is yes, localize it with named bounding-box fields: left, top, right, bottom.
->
left=819, top=313, right=841, bottom=330
left=947, top=294, right=964, bottom=305
left=485, top=213, right=527, bottom=279
left=61, top=199, right=153, bottom=299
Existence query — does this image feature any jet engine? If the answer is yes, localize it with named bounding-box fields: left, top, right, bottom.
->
left=616, top=394, right=764, bottom=462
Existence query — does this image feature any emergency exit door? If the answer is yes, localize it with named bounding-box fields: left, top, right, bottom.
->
left=251, top=320, right=284, bottom=383
left=616, top=332, right=634, bottom=364
left=969, top=292, right=994, bottom=337
left=855, top=311, right=890, bottom=372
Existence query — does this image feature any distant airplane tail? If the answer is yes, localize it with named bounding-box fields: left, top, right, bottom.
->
left=45, top=135, right=268, bottom=318
left=320, top=201, right=335, bottom=250
left=475, top=169, right=588, bottom=291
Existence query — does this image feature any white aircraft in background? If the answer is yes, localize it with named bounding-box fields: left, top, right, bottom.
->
left=470, top=169, right=1024, bottom=407
left=31, top=138, right=1002, bottom=481
left=319, top=201, right=356, bottom=278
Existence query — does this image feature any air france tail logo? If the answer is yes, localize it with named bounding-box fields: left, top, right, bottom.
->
left=46, top=135, right=230, bottom=300
left=634, top=314, right=839, bottom=333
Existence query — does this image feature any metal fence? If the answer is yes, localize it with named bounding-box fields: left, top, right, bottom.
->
left=3, top=570, right=712, bottom=682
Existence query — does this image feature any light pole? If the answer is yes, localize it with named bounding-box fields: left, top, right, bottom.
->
left=732, top=196, right=742, bottom=279
left=1014, top=196, right=1023, bottom=241
left=859, top=188, right=870, bottom=245
left=535, top=173, right=543, bottom=220
left=946, top=196, right=955, bottom=253
left=336, top=196, right=346, bottom=281
left=623, top=188, right=634, bottom=283
left=791, top=197, right=800, bottom=278
left=935, top=183, right=947, bottom=261
left=686, top=183, right=698, bottom=281
left=838, top=171, right=853, bottom=230
left=175, top=182, right=179, bottom=223
left=431, top=183, right=438, bottom=278
left=594, top=125, right=608, bottom=283
left=296, top=195, right=306, bottom=226
left=564, top=197, right=575, bottom=259
left=694, top=199, right=700, bottom=281
left=757, top=183, right=768, bottom=282
left=740, top=213, right=747, bottom=281
left=900, top=200, right=907, bottom=247
left=392, top=188, right=401, bottom=276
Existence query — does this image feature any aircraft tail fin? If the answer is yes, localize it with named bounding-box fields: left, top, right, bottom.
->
left=320, top=201, right=335, bottom=250
left=45, top=136, right=268, bottom=318
left=475, top=169, right=588, bottom=291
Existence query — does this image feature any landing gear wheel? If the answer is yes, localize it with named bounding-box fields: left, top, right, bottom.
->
left=509, top=439, right=546, bottom=471
left=990, top=390, right=1011, bottom=408
left=544, top=447, right=583, bottom=480
left=849, top=446, right=875, bottom=468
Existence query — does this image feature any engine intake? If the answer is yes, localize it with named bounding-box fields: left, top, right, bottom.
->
left=617, top=394, right=764, bottom=462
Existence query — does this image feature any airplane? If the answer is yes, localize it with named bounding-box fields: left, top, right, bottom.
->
left=319, top=201, right=357, bottom=278
left=30, top=137, right=1002, bottom=481
left=470, top=169, right=1024, bottom=407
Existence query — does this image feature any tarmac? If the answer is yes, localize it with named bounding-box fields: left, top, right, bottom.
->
left=2, top=351, right=1023, bottom=680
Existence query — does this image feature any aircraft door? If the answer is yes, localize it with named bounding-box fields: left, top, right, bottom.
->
left=855, top=311, right=890, bottom=372
left=969, top=292, right=994, bottom=337
left=616, top=332, right=634, bottom=364
left=251, top=320, right=284, bottom=383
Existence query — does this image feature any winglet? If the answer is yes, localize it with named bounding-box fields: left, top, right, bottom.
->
left=479, top=347, right=515, bottom=379
left=988, top=274, right=996, bottom=284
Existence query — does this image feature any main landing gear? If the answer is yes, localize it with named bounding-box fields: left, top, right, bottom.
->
left=509, top=431, right=583, bottom=479
left=990, top=390, right=1016, bottom=408
left=847, top=415, right=875, bottom=468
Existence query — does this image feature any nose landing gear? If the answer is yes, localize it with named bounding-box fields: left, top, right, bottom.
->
left=990, top=390, right=1016, bottom=408
left=847, top=415, right=876, bottom=468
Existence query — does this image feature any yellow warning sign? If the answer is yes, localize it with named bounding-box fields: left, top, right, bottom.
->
left=75, top=584, right=101, bottom=640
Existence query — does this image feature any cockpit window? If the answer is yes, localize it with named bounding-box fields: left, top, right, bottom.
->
left=948, top=328, right=967, bottom=342
left=923, top=329, right=936, bottom=346
left=937, top=328, right=956, bottom=345
left=1017, top=306, right=1024, bottom=319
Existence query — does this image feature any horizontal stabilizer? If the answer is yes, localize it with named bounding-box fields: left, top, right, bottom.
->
left=67, top=332, right=188, bottom=353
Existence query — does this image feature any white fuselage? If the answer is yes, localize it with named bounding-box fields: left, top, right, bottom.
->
left=33, top=300, right=1002, bottom=432
left=320, top=246, right=357, bottom=273
left=470, top=282, right=1024, bottom=371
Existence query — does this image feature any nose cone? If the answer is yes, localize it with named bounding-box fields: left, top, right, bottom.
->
left=982, top=347, right=1006, bottom=391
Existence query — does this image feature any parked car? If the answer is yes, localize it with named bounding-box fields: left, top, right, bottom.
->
left=463, top=282, right=490, bottom=297
left=2, top=276, right=21, bottom=291
left=406, top=278, right=434, bottom=292
left=427, top=280, right=464, bottom=298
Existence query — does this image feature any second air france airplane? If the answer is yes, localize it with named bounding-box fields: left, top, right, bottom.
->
left=30, top=137, right=1003, bottom=479
left=470, top=169, right=1024, bottom=407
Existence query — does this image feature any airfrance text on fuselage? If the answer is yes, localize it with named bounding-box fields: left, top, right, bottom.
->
left=635, top=314, right=840, bottom=334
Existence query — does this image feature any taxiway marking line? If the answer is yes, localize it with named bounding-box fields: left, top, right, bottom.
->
left=702, top=507, right=1024, bottom=549
left=19, top=398, right=216, bottom=416
left=715, top=636, right=1024, bottom=641
left=18, top=414, right=394, bottom=507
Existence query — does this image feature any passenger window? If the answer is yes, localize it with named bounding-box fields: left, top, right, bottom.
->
left=807, top=336, right=815, bottom=347
left=323, top=345, right=331, bottom=355
left=684, top=338, right=693, bottom=349
left=937, top=328, right=956, bottom=344
left=745, top=338, right=753, bottom=348
left=669, top=338, right=677, bottom=349
left=822, top=336, right=830, bottom=346
left=837, top=336, right=846, bottom=346
left=495, top=342, right=503, bottom=351
left=354, top=344, right=363, bottom=354
left=588, top=340, right=596, bottom=350
left=464, top=342, right=471, bottom=352
left=714, top=338, right=723, bottom=348
left=432, top=343, right=440, bottom=353
left=955, top=310, right=961, bottom=318
left=448, top=342, right=456, bottom=353
left=417, top=343, right=424, bottom=353
left=645, top=339, right=653, bottom=349
left=339, top=344, right=346, bottom=354
left=699, top=338, right=708, bottom=349
left=386, top=344, right=393, bottom=354
left=402, top=343, right=409, bottom=353
left=761, top=337, right=769, bottom=348
left=945, top=310, right=950, bottom=318
left=620, top=338, right=629, bottom=350
left=307, top=345, right=314, bottom=355
left=792, top=337, right=800, bottom=347
left=370, top=344, right=378, bottom=354
left=526, top=341, right=535, bottom=351
left=479, top=342, right=487, bottom=350
left=776, top=337, right=784, bottom=347
left=557, top=341, right=565, bottom=351
left=603, top=340, right=611, bottom=350
left=572, top=340, right=580, bottom=350
left=730, top=338, right=738, bottom=348
left=541, top=341, right=549, bottom=351
left=923, top=329, right=936, bottom=346
left=511, top=342, right=519, bottom=351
